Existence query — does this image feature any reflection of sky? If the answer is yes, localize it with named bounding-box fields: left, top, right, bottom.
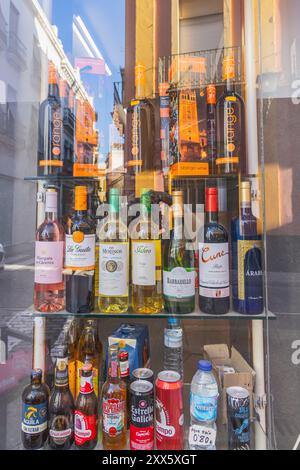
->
left=52, top=0, right=125, bottom=161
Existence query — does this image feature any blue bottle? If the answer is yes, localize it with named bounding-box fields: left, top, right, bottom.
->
left=231, top=181, right=263, bottom=314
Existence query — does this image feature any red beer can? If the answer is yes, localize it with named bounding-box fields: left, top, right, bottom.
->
left=155, top=371, right=184, bottom=450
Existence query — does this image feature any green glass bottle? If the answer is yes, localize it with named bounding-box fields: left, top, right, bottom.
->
left=98, top=188, right=129, bottom=313
left=163, top=191, right=195, bottom=314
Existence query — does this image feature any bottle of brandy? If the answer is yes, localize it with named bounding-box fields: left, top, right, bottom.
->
left=65, top=186, right=95, bottom=313
left=163, top=191, right=195, bottom=314
left=101, top=345, right=127, bottom=450
left=34, top=187, right=65, bottom=313
left=38, top=62, right=63, bottom=176
left=231, top=181, right=263, bottom=314
left=199, top=187, right=230, bottom=314
left=216, top=55, right=245, bottom=175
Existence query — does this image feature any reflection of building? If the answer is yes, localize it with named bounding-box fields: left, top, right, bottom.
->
left=0, top=0, right=89, bottom=257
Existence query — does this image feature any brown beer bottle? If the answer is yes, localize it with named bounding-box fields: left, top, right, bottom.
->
left=48, top=359, right=74, bottom=450
left=21, top=369, right=49, bottom=449
left=102, top=345, right=127, bottom=450
left=75, top=364, right=98, bottom=449
left=76, top=320, right=102, bottom=399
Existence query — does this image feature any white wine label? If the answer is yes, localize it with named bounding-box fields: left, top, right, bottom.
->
left=65, top=234, right=95, bottom=270
left=99, top=242, right=129, bottom=297
left=132, top=241, right=156, bottom=286
left=34, top=241, right=64, bottom=284
left=199, top=242, right=229, bottom=298
left=163, top=268, right=195, bottom=299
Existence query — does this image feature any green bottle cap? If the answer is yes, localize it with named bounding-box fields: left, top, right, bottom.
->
left=140, top=189, right=151, bottom=214
left=109, top=188, right=120, bottom=214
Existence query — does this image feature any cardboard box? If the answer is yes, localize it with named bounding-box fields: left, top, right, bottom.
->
left=203, top=344, right=256, bottom=425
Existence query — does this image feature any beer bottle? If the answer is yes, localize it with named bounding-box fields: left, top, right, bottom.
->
left=102, top=345, right=127, bottom=450
left=21, top=369, right=49, bottom=449
left=48, top=359, right=74, bottom=450
left=75, top=363, right=98, bottom=450
left=119, top=348, right=130, bottom=429
left=76, top=320, right=102, bottom=399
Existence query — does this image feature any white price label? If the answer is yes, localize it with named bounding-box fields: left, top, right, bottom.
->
left=188, top=425, right=217, bottom=448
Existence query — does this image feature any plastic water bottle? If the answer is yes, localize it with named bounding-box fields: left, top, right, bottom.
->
left=189, top=360, right=219, bottom=450
left=163, top=318, right=183, bottom=380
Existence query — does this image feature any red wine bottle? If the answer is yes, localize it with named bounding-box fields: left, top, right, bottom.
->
left=199, top=187, right=230, bottom=314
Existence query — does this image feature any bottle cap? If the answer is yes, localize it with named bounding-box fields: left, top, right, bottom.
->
left=240, top=181, right=251, bottom=204
left=205, top=187, right=218, bottom=213
left=135, top=63, right=146, bottom=99
left=207, top=85, right=217, bottom=105
left=48, top=61, right=57, bottom=85
left=167, top=317, right=179, bottom=326
left=223, top=55, right=235, bottom=81
left=109, top=188, right=120, bottom=214
left=75, top=186, right=88, bottom=211
left=198, top=360, right=212, bottom=372
left=140, top=189, right=151, bottom=214
left=172, top=191, right=184, bottom=218
left=119, top=351, right=129, bottom=361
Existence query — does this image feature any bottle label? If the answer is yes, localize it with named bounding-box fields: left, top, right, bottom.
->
left=164, top=329, right=183, bottom=349
left=163, top=268, right=195, bottom=299
left=132, top=241, right=156, bottom=286
left=76, top=361, right=98, bottom=397
left=99, top=242, right=129, bottom=297
left=102, top=398, right=125, bottom=437
left=199, top=243, right=229, bottom=298
left=22, top=402, right=48, bottom=435
left=237, top=240, right=263, bottom=301
left=34, top=241, right=64, bottom=284
left=74, top=411, right=97, bottom=445
left=190, top=392, right=218, bottom=422
left=52, top=109, right=63, bottom=158
left=65, top=234, right=95, bottom=271
left=120, top=360, right=130, bottom=379
left=49, top=417, right=72, bottom=446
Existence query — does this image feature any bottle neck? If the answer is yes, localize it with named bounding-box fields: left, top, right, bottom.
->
left=173, top=215, right=183, bottom=239
left=49, top=83, right=59, bottom=99
left=225, top=78, right=234, bottom=93
left=80, top=373, right=94, bottom=394
left=206, top=211, right=219, bottom=224
left=45, top=192, right=58, bottom=221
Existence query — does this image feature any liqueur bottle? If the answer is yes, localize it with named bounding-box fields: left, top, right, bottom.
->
left=34, top=187, right=65, bottom=313
left=199, top=187, right=230, bottom=314
left=231, top=181, right=263, bottom=314
left=206, top=85, right=217, bottom=173
left=48, top=359, right=74, bottom=450
left=163, top=191, right=195, bottom=314
left=64, top=186, right=95, bottom=313
left=131, top=189, right=163, bottom=314
left=21, top=369, right=49, bottom=450
left=216, top=55, right=245, bottom=175
left=126, top=63, right=155, bottom=174
left=101, top=345, right=127, bottom=450
left=76, top=320, right=102, bottom=399
left=75, top=364, right=98, bottom=450
left=38, top=62, right=63, bottom=176
left=98, top=188, right=129, bottom=313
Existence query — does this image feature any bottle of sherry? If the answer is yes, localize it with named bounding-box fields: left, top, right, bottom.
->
left=38, top=62, right=63, bottom=176
left=231, top=181, right=263, bottom=314
left=34, top=187, right=65, bottom=313
left=199, top=187, right=230, bottom=314
left=65, top=186, right=95, bottom=313
left=216, top=55, right=245, bottom=175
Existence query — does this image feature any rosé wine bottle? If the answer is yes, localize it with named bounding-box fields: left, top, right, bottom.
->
left=34, top=187, right=65, bottom=312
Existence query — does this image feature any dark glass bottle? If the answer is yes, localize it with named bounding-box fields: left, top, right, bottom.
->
left=75, top=363, right=98, bottom=450
left=21, top=369, right=49, bottom=450
left=48, top=359, right=74, bottom=450
left=163, top=191, right=195, bottom=314
left=206, top=85, right=217, bottom=174
left=231, top=181, right=263, bottom=314
left=38, top=62, right=63, bottom=176
left=216, top=55, right=245, bottom=175
left=199, top=187, right=230, bottom=314
left=65, top=186, right=95, bottom=313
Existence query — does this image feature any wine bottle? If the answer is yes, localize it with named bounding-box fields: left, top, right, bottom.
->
left=199, top=187, right=230, bottom=314
left=131, top=190, right=163, bottom=314
left=231, top=181, right=263, bottom=314
left=216, top=55, right=245, bottom=175
left=34, top=188, right=65, bottom=313
left=38, top=62, right=63, bottom=176
left=163, top=191, right=195, bottom=314
left=65, top=186, right=95, bottom=313
left=206, top=85, right=217, bottom=173
left=98, top=188, right=129, bottom=313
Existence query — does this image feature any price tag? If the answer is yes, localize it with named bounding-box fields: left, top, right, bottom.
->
left=188, top=425, right=217, bottom=448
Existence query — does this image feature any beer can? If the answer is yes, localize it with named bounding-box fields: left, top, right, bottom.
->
left=132, top=368, right=154, bottom=384
left=130, top=380, right=154, bottom=450
left=227, top=386, right=250, bottom=450
left=155, top=371, right=184, bottom=450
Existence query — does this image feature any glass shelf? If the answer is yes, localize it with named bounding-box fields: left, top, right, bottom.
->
left=22, top=305, right=275, bottom=320
left=24, top=176, right=103, bottom=182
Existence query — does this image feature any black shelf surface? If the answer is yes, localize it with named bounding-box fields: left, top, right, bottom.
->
left=22, top=305, right=275, bottom=320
